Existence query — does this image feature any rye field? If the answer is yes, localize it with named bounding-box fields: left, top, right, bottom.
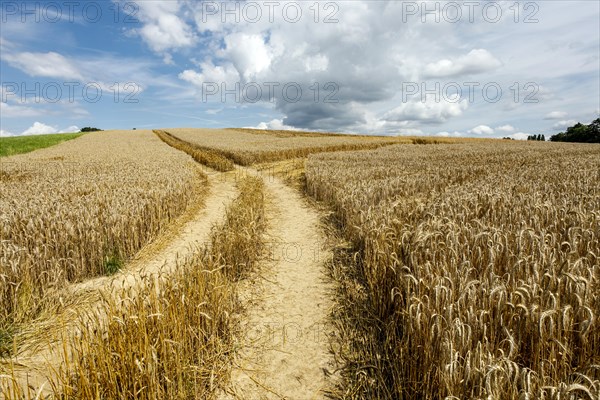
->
left=0, top=129, right=598, bottom=399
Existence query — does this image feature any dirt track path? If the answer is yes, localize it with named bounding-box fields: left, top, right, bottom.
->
left=2, top=165, right=338, bottom=399
left=220, top=171, right=336, bottom=399
left=72, top=173, right=238, bottom=294
left=1, top=172, right=238, bottom=397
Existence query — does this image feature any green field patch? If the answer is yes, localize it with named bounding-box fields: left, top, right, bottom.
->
left=0, top=132, right=84, bottom=157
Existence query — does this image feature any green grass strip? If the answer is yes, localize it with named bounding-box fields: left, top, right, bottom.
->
left=0, top=132, right=84, bottom=157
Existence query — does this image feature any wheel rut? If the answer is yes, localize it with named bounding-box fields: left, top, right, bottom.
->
left=220, top=169, right=337, bottom=399
left=1, top=172, right=239, bottom=397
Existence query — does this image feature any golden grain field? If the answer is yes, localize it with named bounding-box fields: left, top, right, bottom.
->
left=154, top=129, right=235, bottom=172
left=0, top=130, right=203, bottom=343
left=52, top=176, right=265, bottom=399
left=2, top=129, right=598, bottom=400
left=165, top=128, right=403, bottom=165
left=1, top=174, right=266, bottom=399
left=306, top=141, right=600, bottom=399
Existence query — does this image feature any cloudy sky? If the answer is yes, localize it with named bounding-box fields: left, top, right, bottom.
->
left=1, top=0, right=599, bottom=138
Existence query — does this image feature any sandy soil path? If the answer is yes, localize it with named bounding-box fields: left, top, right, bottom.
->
left=71, top=173, right=238, bottom=294
left=220, top=171, right=337, bottom=399
left=1, top=172, right=238, bottom=397
left=2, top=164, right=338, bottom=399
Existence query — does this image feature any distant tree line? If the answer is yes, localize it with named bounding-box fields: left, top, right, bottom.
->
left=80, top=127, right=102, bottom=132
left=550, top=119, right=600, bottom=143
left=527, top=134, right=545, bottom=141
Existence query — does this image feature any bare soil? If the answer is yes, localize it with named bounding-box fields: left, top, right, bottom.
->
left=220, top=171, right=337, bottom=399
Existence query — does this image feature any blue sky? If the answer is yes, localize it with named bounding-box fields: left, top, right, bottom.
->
left=1, top=0, right=599, bottom=138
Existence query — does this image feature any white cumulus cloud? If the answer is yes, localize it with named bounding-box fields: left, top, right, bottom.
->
left=509, top=132, right=531, bottom=140
left=21, top=122, right=58, bottom=136
left=250, top=119, right=298, bottom=131
left=136, top=1, right=196, bottom=54
left=224, top=33, right=273, bottom=81
left=4, top=122, right=81, bottom=136
left=179, top=61, right=240, bottom=95
left=59, top=125, right=80, bottom=133
left=423, top=49, right=502, bottom=78
left=496, top=125, right=515, bottom=133
left=383, top=95, right=468, bottom=124
left=469, top=125, right=495, bottom=135
left=0, top=129, right=16, bottom=137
